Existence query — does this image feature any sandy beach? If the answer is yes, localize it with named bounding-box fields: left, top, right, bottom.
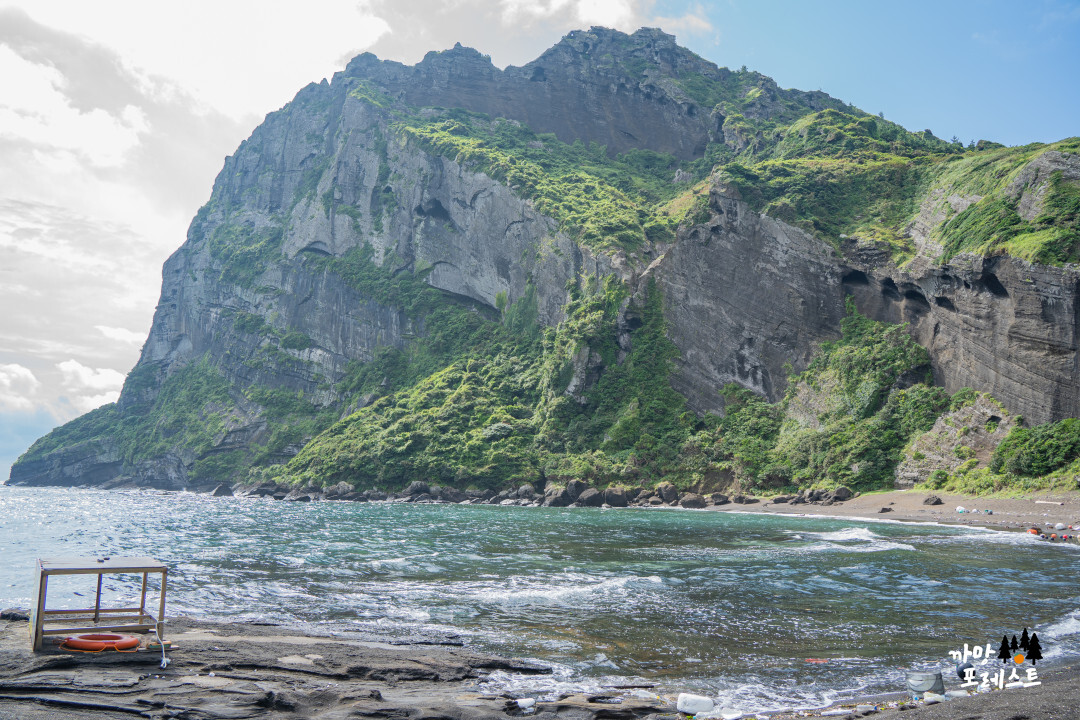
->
left=711, top=488, right=1080, bottom=538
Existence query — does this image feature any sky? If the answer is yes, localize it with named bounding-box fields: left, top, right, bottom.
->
left=1, top=0, right=1078, bottom=480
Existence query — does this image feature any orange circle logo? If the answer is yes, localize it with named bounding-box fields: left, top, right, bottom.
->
left=1014, top=653, right=1025, bottom=664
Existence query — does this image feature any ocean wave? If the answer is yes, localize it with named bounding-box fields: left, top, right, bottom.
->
left=1043, top=609, right=1080, bottom=639
left=801, top=527, right=882, bottom=542
left=467, top=573, right=664, bottom=604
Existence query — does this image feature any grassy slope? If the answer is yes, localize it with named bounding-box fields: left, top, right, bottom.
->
left=717, top=110, right=1080, bottom=265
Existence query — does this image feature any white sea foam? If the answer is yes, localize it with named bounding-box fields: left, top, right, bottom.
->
left=803, top=527, right=882, bottom=542
left=793, top=527, right=915, bottom=552
left=1043, top=609, right=1080, bottom=639
left=469, top=573, right=664, bottom=604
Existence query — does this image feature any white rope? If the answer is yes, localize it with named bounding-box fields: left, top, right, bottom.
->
left=156, top=621, right=170, bottom=669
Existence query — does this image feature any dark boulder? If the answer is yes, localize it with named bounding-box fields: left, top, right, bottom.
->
left=771, top=495, right=791, bottom=504
left=656, top=482, right=679, bottom=504
left=577, top=488, right=604, bottom=507
left=604, top=487, right=629, bottom=507
left=442, top=487, right=467, bottom=503
left=404, top=481, right=430, bottom=497
left=566, top=479, right=588, bottom=501
left=832, top=486, right=853, bottom=501
left=210, top=484, right=234, bottom=497
left=516, top=483, right=537, bottom=499
left=679, top=493, right=707, bottom=509
left=708, top=493, right=730, bottom=505
left=543, top=485, right=572, bottom=507
left=878, top=506, right=893, bottom=513
left=923, top=495, right=943, bottom=505
left=647, top=496, right=665, bottom=505
left=325, top=481, right=353, bottom=498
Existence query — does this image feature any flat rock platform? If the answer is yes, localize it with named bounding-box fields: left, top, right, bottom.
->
left=0, top=615, right=669, bottom=719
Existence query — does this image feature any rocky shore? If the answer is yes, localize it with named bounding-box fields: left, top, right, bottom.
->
left=4, top=613, right=1079, bottom=720
left=226, top=479, right=1080, bottom=539
left=0, top=615, right=668, bottom=719
left=229, top=478, right=858, bottom=511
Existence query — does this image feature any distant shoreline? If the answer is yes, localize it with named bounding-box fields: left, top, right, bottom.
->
left=705, top=488, right=1080, bottom=540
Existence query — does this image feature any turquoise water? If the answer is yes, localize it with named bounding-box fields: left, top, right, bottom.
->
left=2, top=486, right=1079, bottom=712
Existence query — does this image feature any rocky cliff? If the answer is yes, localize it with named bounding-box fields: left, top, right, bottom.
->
left=9, top=27, right=1080, bottom=492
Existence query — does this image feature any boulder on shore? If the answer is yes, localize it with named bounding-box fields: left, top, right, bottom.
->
left=404, top=481, right=430, bottom=497
left=577, top=488, right=604, bottom=507
left=543, top=485, right=572, bottom=507
left=679, top=493, right=706, bottom=509
left=604, top=487, right=629, bottom=507
left=566, top=479, right=588, bottom=501
left=656, top=482, right=679, bottom=504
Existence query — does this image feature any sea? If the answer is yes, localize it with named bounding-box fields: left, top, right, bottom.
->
left=2, top=486, right=1079, bottom=713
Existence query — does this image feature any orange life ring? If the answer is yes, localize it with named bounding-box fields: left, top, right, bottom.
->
left=62, top=633, right=141, bottom=652
left=1028, top=528, right=1040, bottom=535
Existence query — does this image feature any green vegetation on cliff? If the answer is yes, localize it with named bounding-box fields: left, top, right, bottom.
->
left=664, top=303, right=950, bottom=493
left=718, top=113, right=1080, bottom=265
left=401, top=113, right=694, bottom=249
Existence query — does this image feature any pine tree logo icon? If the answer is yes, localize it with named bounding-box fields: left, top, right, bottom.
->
left=1028, top=633, right=1043, bottom=665
left=996, top=627, right=1043, bottom=665
left=997, top=635, right=1011, bottom=664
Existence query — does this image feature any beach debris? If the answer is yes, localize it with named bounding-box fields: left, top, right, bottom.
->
left=1034, top=500, right=1064, bottom=505
left=945, top=690, right=970, bottom=699
left=855, top=704, right=877, bottom=713
left=906, top=670, right=945, bottom=698
left=676, top=692, right=714, bottom=714
left=922, top=692, right=946, bottom=704
left=516, top=697, right=536, bottom=709
left=956, top=506, right=966, bottom=513
left=1055, top=523, right=1066, bottom=530
left=956, top=661, right=974, bottom=680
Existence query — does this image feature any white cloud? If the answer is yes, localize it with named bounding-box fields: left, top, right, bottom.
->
left=0, top=44, right=148, bottom=167
left=65, top=390, right=121, bottom=414
left=575, top=0, right=636, bottom=27
left=653, top=3, right=714, bottom=37
left=57, top=359, right=125, bottom=392
left=56, top=359, right=125, bottom=413
left=7, top=1, right=391, bottom=121
left=0, top=363, right=40, bottom=411
left=95, top=325, right=146, bottom=345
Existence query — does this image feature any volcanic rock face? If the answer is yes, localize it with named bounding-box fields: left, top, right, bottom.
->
left=344, top=27, right=852, bottom=161
left=842, top=250, right=1080, bottom=424
left=654, top=186, right=848, bottom=412
left=8, top=27, right=1080, bottom=489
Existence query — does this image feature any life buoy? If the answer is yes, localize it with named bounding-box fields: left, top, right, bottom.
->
left=1028, top=528, right=1040, bottom=535
left=62, top=633, right=141, bottom=652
